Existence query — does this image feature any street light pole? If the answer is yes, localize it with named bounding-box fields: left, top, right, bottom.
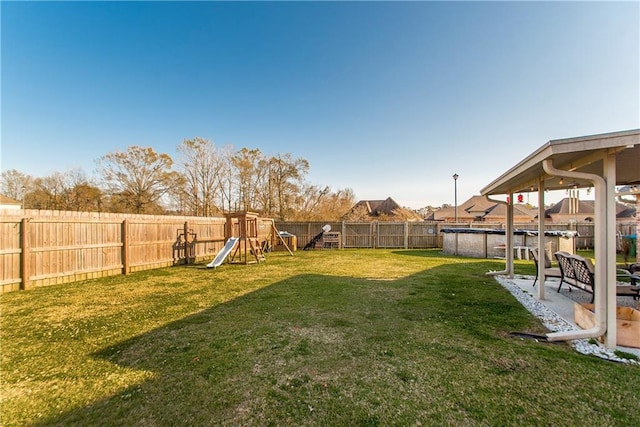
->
left=453, top=173, right=459, bottom=223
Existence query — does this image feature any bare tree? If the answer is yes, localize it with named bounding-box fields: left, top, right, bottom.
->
left=216, top=145, right=236, bottom=213
left=24, top=172, right=66, bottom=210
left=96, top=146, right=182, bottom=214
left=60, top=168, right=103, bottom=211
left=290, top=184, right=331, bottom=220
left=13, top=168, right=103, bottom=212
left=319, top=187, right=356, bottom=220
left=177, top=137, right=225, bottom=216
left=293, top=185, right=356, bottom=220
left=3, top=143, right=352, bottom=220
left=0, top=169, right=34, bottom=201
left=269, top=153, right=309, bottom=220
left=254, top=156, right=273, bottom=215
left=231, top=148, right=266, bottom=212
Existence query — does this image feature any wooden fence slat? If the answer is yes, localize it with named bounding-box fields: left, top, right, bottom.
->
left=122, top=219, right=129, bottom=275
left=20, top=218, right=30, bottom=290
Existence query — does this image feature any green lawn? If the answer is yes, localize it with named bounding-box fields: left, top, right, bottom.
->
left=2, top=249, right=639, bottom=426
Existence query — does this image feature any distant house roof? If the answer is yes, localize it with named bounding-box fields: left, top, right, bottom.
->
left=482, top=203, right=538, bottom=221
left=343, top=197, right=422, bottom=221
left=0, top=194, right=21, bottom=205
left=545, top=198, right=594, bottom=215
left=460, top=194, right=496, bottom=214
left=545, top=197, right=635, bottom=219
left=0, top=194, right=22, bottom=210
left=426, top=206, right=455, bottom=221
left=427, top=195, right=536, bottom=222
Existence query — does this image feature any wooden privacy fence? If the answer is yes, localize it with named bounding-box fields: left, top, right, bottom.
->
left=1, top=207, right=634, bottom=293
left=273, top=221, right=442, bottom=249
left=275, top=221, right=636, bottom=251
left=1, top=210, right=226, bottom=293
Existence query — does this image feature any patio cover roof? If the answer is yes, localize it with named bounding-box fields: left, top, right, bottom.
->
left=480, top=129, right=640, bottom=196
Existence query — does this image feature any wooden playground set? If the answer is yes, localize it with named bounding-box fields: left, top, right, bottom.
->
left=206, top=211, right=293, bottom=268
left=173, top=212, right=344, bottom=269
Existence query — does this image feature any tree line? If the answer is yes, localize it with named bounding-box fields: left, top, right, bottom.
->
left=1, top=138, right=356, bottom=221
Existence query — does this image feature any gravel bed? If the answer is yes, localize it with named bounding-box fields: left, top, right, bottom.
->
left=495, top=275, right=639, bottom=365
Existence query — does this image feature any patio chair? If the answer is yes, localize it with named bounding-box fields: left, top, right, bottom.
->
left=554, top=252, right=639, bottom=303
left=530, top=248, right=562, bottom=287
left=617, top=268, right=640, bottom=287
left=553, top=251, right=577, bottom=291
left=554, top=251, right=594, bottom=302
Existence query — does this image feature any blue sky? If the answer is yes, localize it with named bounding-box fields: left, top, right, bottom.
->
left=2, top=1, right=638, bottom=209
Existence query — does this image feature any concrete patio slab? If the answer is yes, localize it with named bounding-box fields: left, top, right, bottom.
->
left=496, top=274, right=640, bottom=360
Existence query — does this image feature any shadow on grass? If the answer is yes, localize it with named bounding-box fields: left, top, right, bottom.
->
left=36, top=261, right=559, bottom=426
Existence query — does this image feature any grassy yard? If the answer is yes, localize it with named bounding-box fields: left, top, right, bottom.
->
left=2, top=249, right=639, bottom=426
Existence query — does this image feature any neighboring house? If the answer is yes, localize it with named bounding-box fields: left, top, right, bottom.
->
left=427, top=195, right=536, bottom=223
left=0, top=194, right=22, bottom=210
left=342, top=197, right=422, bottom=221
left=545, top=197, right=636, bottom=223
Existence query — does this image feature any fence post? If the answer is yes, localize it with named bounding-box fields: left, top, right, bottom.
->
left=183, top=221, right=189, bottom=262
left=404, top=222, right=409, bottom=249
left=372, top=221, right=377, bottom=249
left=122, top=219, right=129, bottom=275
left=20, top=218, right=30, bottom=290
left=184, top=221, right=196, bottom=263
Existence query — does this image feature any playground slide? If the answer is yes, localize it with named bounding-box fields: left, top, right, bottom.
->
left=206, top=237, right=239, bottom=268
left=303, top=224, right=332, bottom=250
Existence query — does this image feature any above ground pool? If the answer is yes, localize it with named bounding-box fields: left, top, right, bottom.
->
left=440, top=228, right=578, bottom=259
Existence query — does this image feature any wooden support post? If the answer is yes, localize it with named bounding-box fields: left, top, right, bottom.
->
left=20, top=218, right=30, bottom=290
left=271, top=221, right=293, bottom=255
left=184, top=221, right=189, bottom=260
left=183, top=221, right=191, bottom=263
left=122, top=219, right=129, bottom=275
